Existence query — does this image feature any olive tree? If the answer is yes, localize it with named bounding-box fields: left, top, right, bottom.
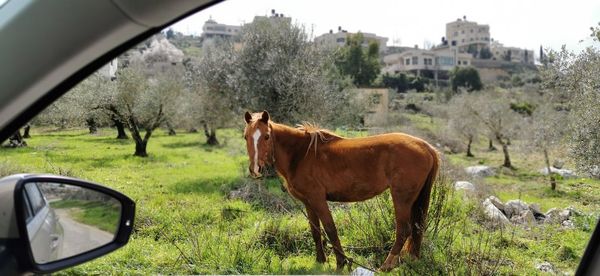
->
left=542, top=43, right=600, bottom=177
left=467, top=90, right=523, bottom=168
left=190, top=18, right=359, bottom=139
left=528, top=103, right=567, bottom=189
left=448, top=93, right=481, bottom=157
left=115, top=63, right=184, bottom=156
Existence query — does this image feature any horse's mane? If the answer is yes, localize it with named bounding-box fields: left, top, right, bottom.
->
left=295, top=122, right=341, bottom=156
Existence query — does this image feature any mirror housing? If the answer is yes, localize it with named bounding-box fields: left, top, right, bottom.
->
left=7, top=174, right=134, bottom=274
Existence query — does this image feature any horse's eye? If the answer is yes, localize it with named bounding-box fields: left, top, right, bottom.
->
left=264, top=134, right=270, bottom=140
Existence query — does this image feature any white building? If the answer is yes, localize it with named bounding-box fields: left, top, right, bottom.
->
left=445, top=16, right=491, bottom=56
left=314, top=27, right=388, bottom=53
left=200, top=18, right=241, bottom=42
left=383, top=46, right=473, bottom=81
left=490, top=41, right=535, bottom=64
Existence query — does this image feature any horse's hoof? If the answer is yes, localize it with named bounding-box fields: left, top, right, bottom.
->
left=316, top=255, right=326, bottom=263
left=380, top=254, right=399, bottom=272
left=379, top=264, right=393, bottom=272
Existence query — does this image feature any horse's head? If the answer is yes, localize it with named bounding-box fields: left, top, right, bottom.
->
left=243, top=110, right=273, bottom=178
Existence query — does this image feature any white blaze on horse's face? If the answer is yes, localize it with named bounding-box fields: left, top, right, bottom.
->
left=252, top=129, right=261, bottom=175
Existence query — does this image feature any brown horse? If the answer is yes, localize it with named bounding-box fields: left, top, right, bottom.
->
left=243, top=111, right=439, bottom=271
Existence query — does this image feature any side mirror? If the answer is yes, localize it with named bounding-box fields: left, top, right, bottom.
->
left=10, top=174, right=134, bottom=273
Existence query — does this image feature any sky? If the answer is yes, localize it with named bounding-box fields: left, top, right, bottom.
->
left=170, top=0, right=600, bottom=52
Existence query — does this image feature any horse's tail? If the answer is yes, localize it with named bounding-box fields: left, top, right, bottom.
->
left=404, top=144, right=439, bottom=257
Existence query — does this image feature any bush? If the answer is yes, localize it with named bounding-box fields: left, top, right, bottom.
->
left=450, top=67, right=483, bottom=92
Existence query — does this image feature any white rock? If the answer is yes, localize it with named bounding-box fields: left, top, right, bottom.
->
left=351, top=267, right=375, bottom=276
left=536, top=262, right=556, bottom=273
left=559, top=209, right=571, bottom=221
left=454, top=181, right=475, bottom=191
left=510, top=210, right=536, bottom=224
left=561, top=220, right=575, bottom=229
left=487, top=196, right=506, bottom=212
left=528, top=203, right=546, bottom=220
left=539, top=167, right=577, bottom=178
left=552, top=159, right=565, bottom=169
left=465, top=166, right=495, bottom=177
left=504, top=200, right=529, bottom=218
left=483, top=199, right=509, bottom=225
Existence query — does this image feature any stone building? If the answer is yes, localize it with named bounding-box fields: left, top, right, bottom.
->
left=445, top=16, right=491, bottom=57
left=314, top=27, right=388, bottom=53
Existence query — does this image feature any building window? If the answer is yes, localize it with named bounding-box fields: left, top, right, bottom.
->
left=464, top=61, right=469, bottom=65
left=406, top=58, right=410, bottom=65
left=412, top=56, right=418, bottom=65
left=451, top=40, right=457, bottom=46
left=454, top=31, right=458, bottom=36
left=458, top=60, right=461, bottom=65
left=424, top=58, right=433, bottom=65
left=336, top=38, right=345, bottom=43
left=437, top=56, right=454, bottom=65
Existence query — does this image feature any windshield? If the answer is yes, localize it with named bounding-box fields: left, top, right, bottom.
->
left=1, top=0, right=599, bottom=274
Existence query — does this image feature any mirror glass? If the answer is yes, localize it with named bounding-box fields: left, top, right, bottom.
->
left=22, top=182, right=121, bottom=264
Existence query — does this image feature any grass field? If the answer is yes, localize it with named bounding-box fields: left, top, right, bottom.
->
left=1, top=124, right=598, bottom=274
left=51, top=199, right=121, bottom=233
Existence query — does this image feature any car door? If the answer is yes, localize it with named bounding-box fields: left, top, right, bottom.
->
left=23, top=183, right=62, bottom=264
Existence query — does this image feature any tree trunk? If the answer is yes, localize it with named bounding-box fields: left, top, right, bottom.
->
left=166, top=121, right=176, bottom=136
left=127, top=117, right=149, bottom=157
left=7, top=130, right=27, bottom=147
left=112, top=118, right=128, bottom=139
left=86, top=118, right=97, bottom=134
left=134, top=140, right=148, bottom=157
left=488, top=139, right=497, bottom=151
left=466, top=136, right=474, bottom=157
left=543, top=148, right=557, bottom=190
left=203, top=122, right=219, bottom=145
left=22, top=124, right=31, bottom=138
left=501, top=141, right=512, bottom=168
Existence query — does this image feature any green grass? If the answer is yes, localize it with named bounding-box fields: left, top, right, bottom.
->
left=1, top=126, right=599, bottom=275
left=51, top=199, right=120, bottom=233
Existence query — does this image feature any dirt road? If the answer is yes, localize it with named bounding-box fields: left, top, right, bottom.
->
left=55, top=209, right=114, bottom=259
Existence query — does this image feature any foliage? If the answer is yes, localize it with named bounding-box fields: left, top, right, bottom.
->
left=382, top=73, right=428, bottom=93
left=114, top=63, right=184, bottom=156
left=335, top=33, right=381, bottom=87
left=542, top=44, right=600, bottom=176
left=509, top=101, right=535, bottom=116
left=450, top=67, right=483, bottom=92
left=461, top=89, right=524, bottom=167
left=194, top=19, right=360, bottom=127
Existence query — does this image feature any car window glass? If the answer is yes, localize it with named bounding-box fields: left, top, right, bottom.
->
left=22, top=189, right=33, bottom=222
left=24, top=183, right=44, bottom=215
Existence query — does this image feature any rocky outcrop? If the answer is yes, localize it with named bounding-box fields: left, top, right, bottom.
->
left=454, top=181, right=475, bottom=191
left=465, top=166, right=495, bottom=177
left=539, top=167, right=576, bottom=178
left=481, top=197, right=578, bottom=228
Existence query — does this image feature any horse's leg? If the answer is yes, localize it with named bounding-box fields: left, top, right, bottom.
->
left=380, top=190, right=414, bottom=272
left=305, top=205, right=326, bottom=263
left=310, top=199, right=346, bottom=270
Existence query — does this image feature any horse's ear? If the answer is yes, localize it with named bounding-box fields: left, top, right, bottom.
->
left=244, top=111, right=252, bottom=124
left=260, top=110, right=270, bottom=123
